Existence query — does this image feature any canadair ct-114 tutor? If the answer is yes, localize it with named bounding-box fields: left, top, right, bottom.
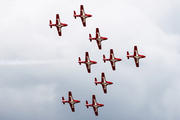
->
left=127, top=46, right=146, bottom=67
left=95, top=72, right=113, bottom=94
left=89, top=28, right=108, bottom=50
left=74, top=5, right=92, bottom=27
left=78, top=52, right=97, bottom=73
left=86, top=95, right=104, bottom=116
left=62, top=91, right=80, bottom=112
left=103, top=49, right=122, bottom=70
left=49, top=14, right=68, bottom=36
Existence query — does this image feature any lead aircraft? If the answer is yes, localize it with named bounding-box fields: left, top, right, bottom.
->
left=86, top=95, right=104, bottom=116
left=49, top=14, right=68, bottom=36
left=103, top=49, right=122, bottom=70
left=78, top=52, right=97, bottom=73
left=95, top=72, right=113, bottom=94
left=73, top=5, right=92, bottom=27
left=89, top=28, right=108, bottom=50
left=127, top=46, right=146, bottom=67
left=62, top=91, right=80, bottom=112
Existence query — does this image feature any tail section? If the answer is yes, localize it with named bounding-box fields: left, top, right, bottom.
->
left=103, top=55, right=106, bottom=63
left=74, top=11, right=76, bottom=19
left=127, top=51, right=129, bottom=59
left=95, top=78, right=97, bottom=85
left=62, top=97, right=65, bottom=104
left=78, top=57, right=81, bottom=65
left=89, top=34, right=92, bottom=42
left=86, top=100, right=89, bottom=108
left=49, top=20, right=52, bottom=28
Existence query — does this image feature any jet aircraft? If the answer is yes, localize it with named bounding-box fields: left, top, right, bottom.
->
left=103, top=49, right=122, bottom=70
left=62, top=91, right=80, bottom=112
left=127, top=46, right=146, bottom=67
left=78, top=52, right=97, bottom=73
left=89, top=28, right=108, bottom=50
left=49, top=14, right=68, bottom=36
left=86, top=95, right=104, bottom=116
left=73, top=5, right=92, bottom=27
left=94, top=72, right=113, bottom=94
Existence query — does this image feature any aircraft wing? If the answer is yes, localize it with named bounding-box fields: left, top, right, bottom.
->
left=96, top=28, right=100, bottom=38
left=93, top=106, right=98, bottom=116
left=102, top=84, right=107, bottom=93
left=69, top=103, right=75, bottom=112
left=56, top=26, right=62, bottom=36
left=56, top=14, right=60, bottom=25
left=86, top=64, right=91, bottom=73
left=68, top=91, right=73, bottom=101
left=134, top=46, right=138, bottom=56
left=80, top=5, right=85, bottom=15
left=110, top=61, right=116, bottom=70
left=134, top=58, right=139, bottom=67
left=85, top=52, right=89, bottom=62
left=80, top=17, right=86, bottom=27
left=110, top=49, right=114, bottom=59
left=96, top=40, right=102, bottom=49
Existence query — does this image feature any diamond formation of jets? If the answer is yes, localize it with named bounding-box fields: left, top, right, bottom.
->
left=89, top=28, right=108, bottom=50
left=74, top=5, right=92, bottom=27
left=78, top=52, right=97, bottom=73
left=86, top=95, right=104, bottom=116
left=103, top=49, right=122, bottom=70
left=127, top=46, right=146, bottom=67
left=62, top=91, right=80, bottom=112
left=95, top=72, right=113, bottom=94
left=49, top=14, right=68, bottom=36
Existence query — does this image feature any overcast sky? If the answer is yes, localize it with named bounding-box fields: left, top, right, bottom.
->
left=0, top=0, right=180, bottom=120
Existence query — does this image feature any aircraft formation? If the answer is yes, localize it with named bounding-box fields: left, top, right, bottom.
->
left=49, top=5, right=146, bottom=116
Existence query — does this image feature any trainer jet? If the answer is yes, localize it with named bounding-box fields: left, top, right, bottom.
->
left=86, top=95, right=104, bottom=116
left=78, top=52, right=97, bottom=73
left=95, top=72, right=113, bottom=94
left=103, top=49, right=122, bottom=70
left=49, top=14, right=68, bottom=36
left=62, top=91, right=80, bottom=112
left=89, top=28, right=108, bottom=50
left=127, top=46, right=146, bottom=67
left=73, top=5, right=92, bottom=27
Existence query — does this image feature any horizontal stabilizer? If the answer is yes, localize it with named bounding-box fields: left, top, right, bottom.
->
left=78, top=57, right=81, bottom=65
left=127, top=51, right=129, bottom=59
left=74, top=11, right=76, bottom=19
left=62, top=97, right=65, bottom=104
left=49, top=20, right=52, bottom=28
left=103, top=55, right=106, bottom=63
left=86, top=100, right=89, bottom=108
left=95, top=78, right=97, bottom=85
left=89, top=34, right=92, bottom=42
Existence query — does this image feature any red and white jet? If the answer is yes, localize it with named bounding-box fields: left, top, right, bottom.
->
left=62, top=91, right=80, bottom=112
left=95, top=72, right=113, bottom=94
left=86, top=95, right=104, bottom=116
left=103, top=49, right=122, bottom=70
left=73, top=5, right=92, bottom=27
left=78, top=52, right=97, bottom=73
left=89, top=28, right=108, bottom=50
left=127, top=46, right=146, bottom=67
left=49, top=14, right=68, bottom=36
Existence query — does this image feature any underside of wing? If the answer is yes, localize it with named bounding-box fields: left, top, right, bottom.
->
left=110, top=61, right=116, bottom=70
left=86, top=64, right=91, bottom=73
left=134, top=58, right=139, bottom=67
left=96, top=40, right=102, bottom=49
left=96, top=28, right=100, bottom=38
left=80, top=5, right=85, bottom=15
left=93, top=107, right=98, bottom=116
left=56, top=14, right=60, bottom=24
left=102, top=84, right=107, bottom=93
left=56, top=27, right=62, bottom=36
left=110, top=49, right=114, bottom=59
left=81, top=17, right=86, bottom=27
left=68, top=91, right=73, bottom=101
left=69, top=103, right=75, bottom=112
left=134, top=46, right=138, bottom=56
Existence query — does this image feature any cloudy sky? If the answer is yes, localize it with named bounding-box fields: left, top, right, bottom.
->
left=0, top=0, right=180, bottom=120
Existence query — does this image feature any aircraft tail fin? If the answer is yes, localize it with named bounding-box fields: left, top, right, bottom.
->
left=89, top=34, right=92, bottom=42
left=103, top=55, right=106, bottom=63
left=62, top=97, right=65, bottom=104
left=78, top=57, right=81, bottom=65
left=95, top=78, right=97, bottom=85
left=127, top=51, right=129, bottom=59
left=74, top=11, right=76, bottom=19
left=49, top=20, right=52, bottom=28
left=86, top=100, right=89, bottom=108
